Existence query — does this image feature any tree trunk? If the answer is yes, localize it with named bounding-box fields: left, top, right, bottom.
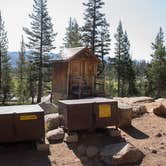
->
left=37, top=55, right=43, bottom=103
left=31, top=96, right=35, bottom=104
left=2, top=91, right=7, bottom=105
left=37, top=10, right=43, bottom=103
left=117, top=54, right=121, bottom=97
left=92, top=0, right=96, bottom=55
left=30, top=80, right=35, bottom=104
left=117, top=75, right=120, bottom=97
left=0, top=50, right=2, bottom=91
left=121, top=79, right=125, bottom=97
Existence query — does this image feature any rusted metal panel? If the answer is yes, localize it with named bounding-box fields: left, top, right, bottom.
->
left=0, top=105, right=45, bottom=143
left=94, top=101, right=119, bottom=128
left=58, top=101, right=93, bottom=131
left=58, top=97, right=119, bottom=131
left=0, top=114, right=15, bottom=142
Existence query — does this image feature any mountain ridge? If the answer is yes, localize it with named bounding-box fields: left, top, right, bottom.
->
left=9, top=51, right=60, bottom=67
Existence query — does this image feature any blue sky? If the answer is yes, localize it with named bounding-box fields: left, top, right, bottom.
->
left=0, top=0, right=166, bottom=61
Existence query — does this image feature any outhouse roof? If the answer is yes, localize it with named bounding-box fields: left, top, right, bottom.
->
left=50, top=47, right=100, bottom=63
left=60, top=47, right=85, bottom=60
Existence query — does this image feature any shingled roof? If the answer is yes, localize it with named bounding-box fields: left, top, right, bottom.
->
left=50, top=47, right=100, bottom=62
left=59, top=47, right=85, bottom=60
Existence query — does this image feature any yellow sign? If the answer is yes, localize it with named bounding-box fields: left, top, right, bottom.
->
left=99, top=104, right=111, bottom=118
left=20, top=115, right=38, bottom=121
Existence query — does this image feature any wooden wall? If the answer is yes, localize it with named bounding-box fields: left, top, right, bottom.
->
left=52, top=50, right=100, bottom=99
left=52, top=62, right=68, bottom=99
left=69, top=56, right=98, bottom=96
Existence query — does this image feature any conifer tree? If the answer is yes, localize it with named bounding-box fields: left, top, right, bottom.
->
left=23, top=0, right=56, bottom=103
left=121, top=31, right=136, bottom=96
left=114, top=22, right=136, bottom=96
left=17, top=35, right=28, bottom=103
left=63, top=17, right=82, bottom=48
left=26, top=57, right=37, bottom=104
left=82, top=0, right=105, bottom=55
left=96, top=18, right=111, bottom=74
left=82, top=0, right=111, bottom=75
left=0, top=12, right=11, bottom=104
left=114, top=21, right=124, bottom=96
left=147, top=27, right=166, bottom=97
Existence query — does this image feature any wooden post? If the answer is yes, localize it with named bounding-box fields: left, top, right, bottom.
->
left=66, top=62, right=70, bottom=98
left=92, top=76, right=94, bottom=96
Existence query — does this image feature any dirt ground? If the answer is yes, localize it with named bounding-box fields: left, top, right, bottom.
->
left=0, top=112, right=165, bottom=166
left=48, top=112, right=166, bottom=166
left=122, top=113, right=166, bottom=166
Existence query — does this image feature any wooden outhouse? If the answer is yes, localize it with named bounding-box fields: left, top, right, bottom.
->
left=51, top=47, right=101, bottom=99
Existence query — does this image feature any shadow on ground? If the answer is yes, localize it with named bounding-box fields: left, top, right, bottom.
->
left=0, top=142, right=51, bottom=166
left=66, top=129, right=126, bottom=166
left=121, top=125, right=149, bottom=139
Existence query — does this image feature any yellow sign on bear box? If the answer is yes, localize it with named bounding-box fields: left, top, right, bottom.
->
left=20, top=115, right=38, bottom=121
left=99, top=104, right=111, bottom=118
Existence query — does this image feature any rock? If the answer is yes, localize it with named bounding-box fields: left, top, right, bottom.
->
left=160, top=146, right=165, bottom=150
left=144, top=102, right=162, bottom=113
left=151, top=149, right=157, bottom=154
left=39, top=102, right=58, bottom=114
left=64, top=133, right=78, bottom=143
left=45, top=113, right=63, bottom=131
left=77, top=144, right=87, bottom=156
left=114, top=97, right=154, bottom=118
left=155, top=133, right=162, bottom=137
left=100, top=142, right=144, bottom=165
left=86, top=146, right=99, bottom=158
left=155, top=98, right=166, bottom=103
left=46, top=128, right=64, bottom=141
left=153, top=104, right=166, bottom=117
left=132, top=105, right=147, bottom=118
left=152, top=98, right=166, bottom=117
left=118, top=104, right=132, bottom=128
left=114, top=97, right=154, bottom=105
left=107, top=128, right=121, bottom=137
left=129, top=97, right=154, bottom=104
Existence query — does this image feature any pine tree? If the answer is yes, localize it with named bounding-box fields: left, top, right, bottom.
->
left=121, top=31, right=136, bottom=96
left=114, top=21, right=124, bottom=96
left=127, top=59, right=137, bottom=96
left=26, top=57, right=37, bottom=104
left=63, top=17, right=82, bottom=48
left=23, top=0, right=56, bottom=103
left=0, top=11, right=7, bottom=96
left=1, top=53, right=11, bottom=104
left=114, top=22, right=136, bottom=96
left=82, top=0, right=105, bottom=55
left=147, top=27, right=166, bottom=97
left=96, top=18, right=111, bottom=74
left=0, top=12, right=11, bottom=104
left=17, top=35, right=28, bottom=103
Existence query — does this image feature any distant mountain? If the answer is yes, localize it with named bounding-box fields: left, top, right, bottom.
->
left=9, top=51, right=19, bottom=67
left=9, top=51, right=61, bottom=67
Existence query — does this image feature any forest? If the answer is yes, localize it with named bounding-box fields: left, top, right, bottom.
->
left=0, top=0, right=166, bottom=105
